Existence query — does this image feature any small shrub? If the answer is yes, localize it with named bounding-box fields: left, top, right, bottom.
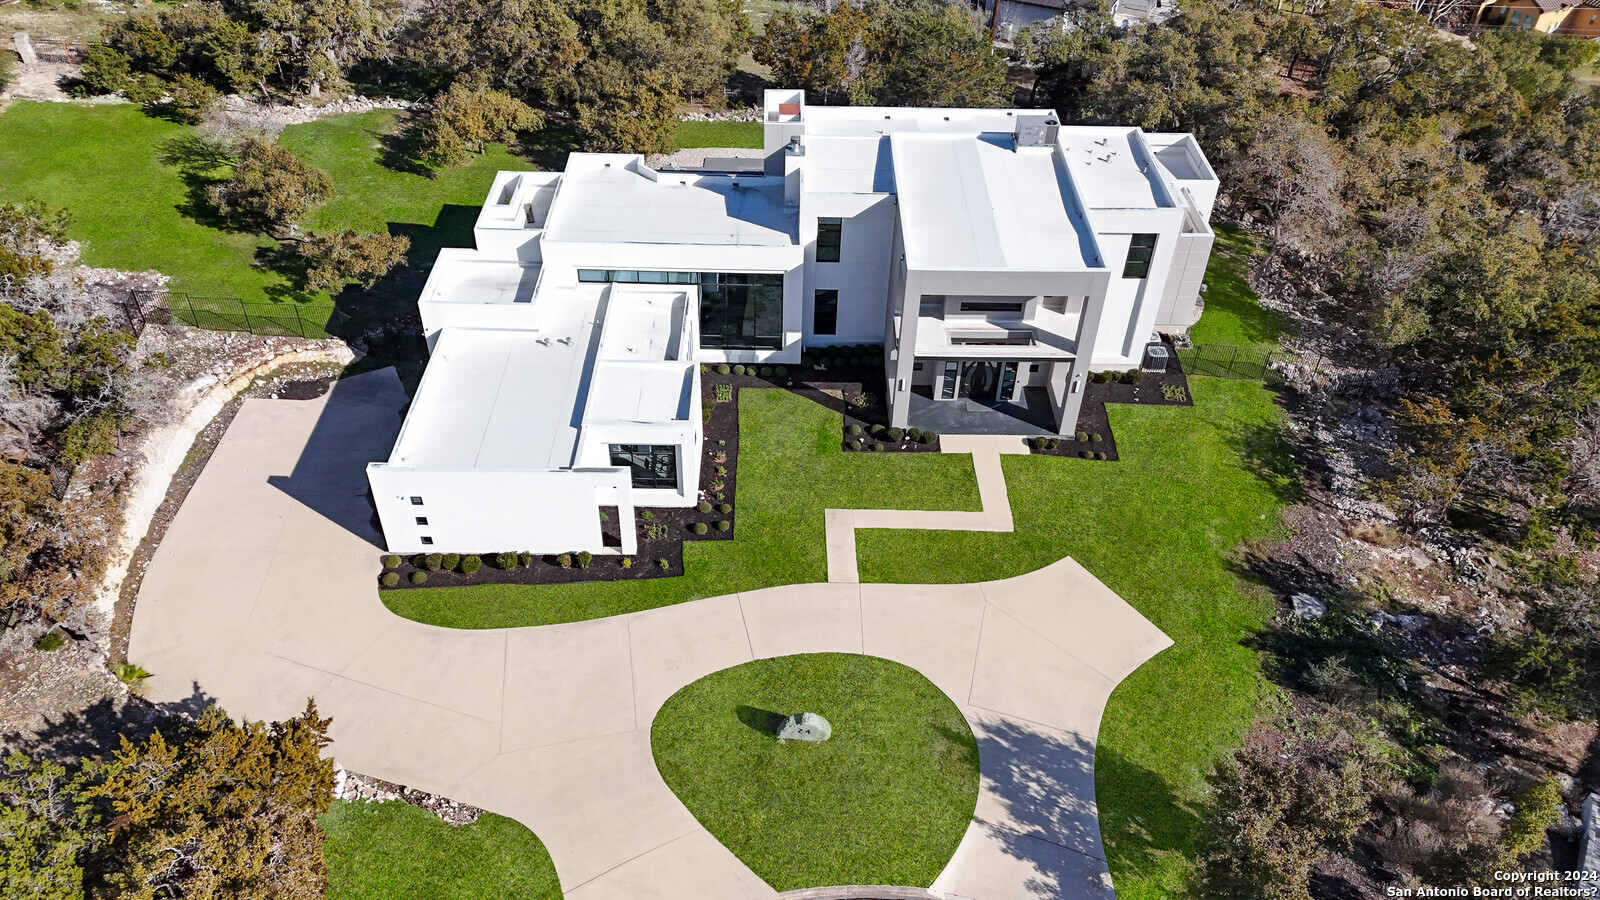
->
left=714, top=383, right=733, bottom=402
left=1075, top=431, right=1089, bottom=442
left=886, top=427, right=905, bottom=442
left=691, top=522, right=708, bottom=534
left=714, top=520, right=731, bottom=531
left=717, top=364, right=731, bottom=374
left=494, top=552, right=518, bottom=569
left=920, top=431, right=939, bottom=444
left=640, top=509, right=654, bottom=520
left=1079, top=450, right=1093, bottom=459
left=844, top=440, right=859, bottom=451
left=1090, top=372, right=1107, bottom=384
left=1095, top=451, right=1108, bottom=460
left=714, top=492, right=726, bottom=500
left=1162, top=383, right=1188, bottom=402
left=1031, top=436, right=1051, bottom=450
left=380, top=572, right=400, bottom=587
left=710, top=480, right=725, bottom=491
left=383, top=555, right=401, bottom=568
left=871, top=442, right=885, bottom=452
left=1090, top=433, right=1103, bottom=443
left=123, top=73, right=166, bottom=104
left=717, top=439, right=726, bottom=446
left=34, top=631, right=65, bottom=651
left=643, top=523, right=668, bottom=539
left=557, top=553, right=573, bottom=568
left=460, top=555, right=482, bottom=574
left=655, top=557, right=670, bottom=569
left=870, top=423, right=886, bottom=436
left=519, top=552, right=533, bottom=566
left=775, top=366, right=787, bottom=376
left=732, top=364, right=746, bottom=375
left=1120, top=369, right=1145, bottom=384
left=424, top=553, right=443, bottom=570
left=849, top=357, right=861, bottom=367
left=847, top=424, right=862, bottom=436
left=115, top=662, right=152, bottom=692
left=697, top=501, right=713, bottom=513
left=620, top=557, right=633, bottom=569
left=759, top=366, right=773, bottom=376
left=907, top=427, right=923, bottom=442
left=411, top=554, right=429, bottom=568
left=410, top=571, right=428, bottom=585
left=442, top=553, right=462, bottom=571
left=1046, top=438, right=1061, bottom=450
left=716, top=503, right=732, bottom=514
left=715, top=465, right=727, bottom=475
left=700, top=364, right=707, bottom=373
left=575, top=551, right=592, bottom=569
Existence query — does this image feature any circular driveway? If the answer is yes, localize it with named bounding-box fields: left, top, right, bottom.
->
left=127, top=368, right=1172, bottom=900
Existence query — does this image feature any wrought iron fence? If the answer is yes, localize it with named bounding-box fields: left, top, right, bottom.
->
left=1176, top=344, right=1276, bottom=380
left=140, top=290, right=349, bottom=339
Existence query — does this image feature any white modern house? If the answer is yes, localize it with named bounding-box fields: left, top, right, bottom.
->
left=367, top=89, right=1218, bottom=555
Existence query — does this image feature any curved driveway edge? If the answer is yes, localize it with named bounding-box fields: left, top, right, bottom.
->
left=127, top=368, right=1173, bottom=900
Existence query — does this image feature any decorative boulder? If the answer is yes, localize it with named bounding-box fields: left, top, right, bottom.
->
left=777, top=712, right=832, bottom=744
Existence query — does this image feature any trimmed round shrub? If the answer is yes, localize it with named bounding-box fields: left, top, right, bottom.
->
left=494, top=552, right=518, bottom=569
left=774, top=366, right=787, bottom=376
left=716, top=503, right=732, bottom=514
left=847, top=424, right=862, bottom=436
left=441, top=553, right=462, bottom=571
left=557, top=553, right=573, bottom=568
left=848, top=356, right=861, bottom=367
left=1090, top=433, right=1103, bottom=443
left=34, top=631, right=65, bottom=651
left=380, top=572, right=400, bottom=587
left=697, top=501, right=713, bottom=513
left=1090, top=372, right=1107, bottom=384
left=714, top=520, right=731, bottom=531
left=920, top=431, right=939, bottom=444
left=886, top=427, right=905, bottom=442
left=655, top=557, right=670, bottom=569
left=1046, top=438, right=1061, bottom=450
left=759, top=366, right=773, bottom=376
left=732, top=364, right=746, bottom=375
left=460, top=555, right=482, bottom=574
left=518, top=552, right=533, bottom=566
left=1075, top=431, right=1089, bottom=442
left=424, top=553, right=443, bottom=571
left=1079, top=450, right=1094, bottom=459
left=410, top=571, right=428, bottom=585
left=383, top=555, right=401, bottom=568
left=1031, top=436, right=1051, bottom=450
left=621, top=557, right=633, bottom=569
left=871, top=442, right=885, bottom=452
left=691, top=522, right=709, bottom=534
left=844, top=440, right=858, bottom=451
left=831, top=357, right=846, bottom=368
left=717, top=364, right=731, bottom=375
left=907, top=427, right=924, bottom=443
left=576, top=551, right=593, bottom=569
left=1095, top=451, right=1108, bottom=461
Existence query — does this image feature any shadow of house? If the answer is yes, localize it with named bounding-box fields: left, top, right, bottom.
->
left=266, top=370, right=407, bottom=549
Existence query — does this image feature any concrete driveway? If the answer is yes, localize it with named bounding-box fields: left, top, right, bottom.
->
left=127, top=369, right=1172, bottom=900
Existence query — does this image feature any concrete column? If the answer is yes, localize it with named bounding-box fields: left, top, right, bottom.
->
left=1058, top=287, right=1110, bottom=436
left=887, top=267, right=921, bottom=430
left=615, top=481, right=638, bottom=557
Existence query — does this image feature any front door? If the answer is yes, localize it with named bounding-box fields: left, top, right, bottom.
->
left=958, top=361, right=1000, bottom=402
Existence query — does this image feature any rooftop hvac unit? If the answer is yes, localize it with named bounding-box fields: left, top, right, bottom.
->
left=1013, top=114, right=1059, bottom=149
left=1142, top=342, right=1170, bottom=373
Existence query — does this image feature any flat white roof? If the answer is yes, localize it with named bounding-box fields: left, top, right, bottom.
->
left=889, top=133, right=1099, bottom=272
left=544, top=154, right=796, bottom=246
left=800, top=105, right=1034, bottom=138
left=420, top=253, right=539, bottom=306
left=800, top=135, right=894, bottom=194
left=388, top=285, right=695, bottom=471
left=1058, top=127, right=1173, bottom=210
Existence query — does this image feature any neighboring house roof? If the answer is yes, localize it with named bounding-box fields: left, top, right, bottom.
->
left=998, top=0, right=1073, bottom=10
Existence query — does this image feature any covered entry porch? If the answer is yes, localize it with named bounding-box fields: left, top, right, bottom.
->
left=906, top=353, right=1077, bottom=436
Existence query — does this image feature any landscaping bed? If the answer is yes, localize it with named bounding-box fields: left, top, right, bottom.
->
left=1024, top=396, right=1119, bottom=461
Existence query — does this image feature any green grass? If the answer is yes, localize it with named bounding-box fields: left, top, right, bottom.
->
left=383, top=389, right=982, bottom=628
left=651, top=653, right=979, bottom=891
left=321, top=800, right=561, bottom=900
left=1186, top=225, right=1294, bottom=349
left=0, top=102, right=533, bottom=334
left=674, top=119, right=763, bottom=149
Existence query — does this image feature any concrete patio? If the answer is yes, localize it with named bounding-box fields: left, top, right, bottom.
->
left=126, top=368, right=1173, bottom=899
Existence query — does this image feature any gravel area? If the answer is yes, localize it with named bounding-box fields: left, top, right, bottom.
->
left=646, top=146, right=766, bottom=170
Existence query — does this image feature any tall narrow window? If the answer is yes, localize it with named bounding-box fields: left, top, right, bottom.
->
left=816, top=218, right=843, bottom=263
left=813, top=289, right=839, bottom=336
left=609, top=444, right=679, bottom=490
left=941, top=360, right=959, bottom=400
left=1123, top=234, right=1158, bottom=279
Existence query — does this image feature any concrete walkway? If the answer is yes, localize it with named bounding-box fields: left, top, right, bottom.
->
left=826, top=434, right=1029, bottom=583
left=127, top=371, right=1172, bottom=900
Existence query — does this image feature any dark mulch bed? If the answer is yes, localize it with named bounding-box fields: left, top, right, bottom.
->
left=380, top=543, right=686, bottom=588
left=1026, top=355, right=1193, bottom=460
left=1025, top=397, right=1120, bottom=461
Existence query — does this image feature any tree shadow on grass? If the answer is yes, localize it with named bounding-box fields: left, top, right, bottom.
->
left=156, top=134, right=241, bottom=234
left=1200, top=225, right=1297, bottom=348
left=378, top=119, right=435, bottom=177
left=1095, top=741, right=1203, bottom=885
left=1219, top=416, right=1308, bottom=504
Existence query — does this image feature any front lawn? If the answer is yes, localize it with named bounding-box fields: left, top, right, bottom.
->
left=321, top=800, right=561, bottom=900
left=651, top=653, right=979, bottom=891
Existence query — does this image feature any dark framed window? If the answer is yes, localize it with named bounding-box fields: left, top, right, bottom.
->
left=410, top=496, right=424, bottom=506
left=813, top=289, right=839, bottom=336
left=415, top=517, right=428, bottom=525
left=1123, top=234, right=1158, bottom=279
left=610, top=444, right=679, bottom=490
left=699, top=273, right=784, bottom=350
left=420, top=536, right=434, bottom=545
left=817, top=218, right=842, bottom=263
left=959, top=301, right=1025, bottom=313
left=941, top=360, right=959, bottom=400
left=913, top=361, right=924, bottom=371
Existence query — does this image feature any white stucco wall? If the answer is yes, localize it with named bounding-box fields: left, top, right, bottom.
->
left=368, top=465, right=629, bottom=555
left=798, top=195, right=896, bottom=345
